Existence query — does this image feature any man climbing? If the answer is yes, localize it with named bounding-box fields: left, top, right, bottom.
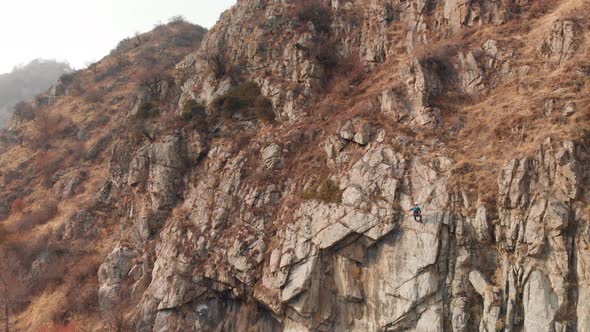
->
left=409, top=202, right=422, bottom=222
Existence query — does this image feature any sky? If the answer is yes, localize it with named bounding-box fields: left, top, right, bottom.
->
left=0, top=0, right=236, bottom=74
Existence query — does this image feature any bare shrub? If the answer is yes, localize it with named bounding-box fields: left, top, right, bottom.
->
left=200, top=51, right=228, bottom=79
left=10, top=199, right=25, bottom=214
left=52, top=256, right=100, bottom=325
left=59, top=72, right=76, bottom=85
left=136, top=65, right=173, bottom=100
left=33, top=151, right=64, bottom=186
left=30, top=111, right=64, bottom=149
left=133, top=102, right=159, bottom=120
left=84, top=88, right=106, bottom=103
left=137, top=46, right=173, bottom=69
left=37, top=322, right=80, bottom=332
left=0, top=246, right=26, bottom=331
left=315, top=38, right=338, bottom=71
left=13, top=101, right=35, bottom=121
left=64, top=141, right=87, bottom=160
left=302, top=179, right=342, bottom=203
left=102, top=288, right=131, bottom=332
left=0, top=224, right=7, bottom=243
left=293, top=0, right=333, bottom=34
left=14, top=201, right=58, bottom=232
left=181, top=99, right=206, bottom=120
left=330, top=55, right=366, bottom=95
left=232, top=132, right=252, bottom=153
left=412, top=36, right=462, bottom=65
left=209, top=82, right=274, bottom=123
left=168, top=15, right=187, bottom=24
left=180, top=99, right=208, bottom=131
left=254, top=95, right=276, bottom=124
left=96, top=58, right=131, bottom=81
left=87, top=62, right=99, bottom=76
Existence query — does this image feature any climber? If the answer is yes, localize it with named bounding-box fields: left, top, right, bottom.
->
left=409, top=202, right=422, bottom=222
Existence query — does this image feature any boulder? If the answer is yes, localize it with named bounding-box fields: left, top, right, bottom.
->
left=98, top=246, right=136, bottom=311
left=539, top=20, right=576, bottom=65
left=261, top=143, right=283, bottom=169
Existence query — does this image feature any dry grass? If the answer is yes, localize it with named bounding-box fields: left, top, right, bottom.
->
left=1, top=1, right=589, bottom=330
left=0, top=20, right=207, bottom=331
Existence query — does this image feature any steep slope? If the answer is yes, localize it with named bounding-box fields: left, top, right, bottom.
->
left=1, top=1, right=590, bottom=331
left=0, top=59, right=72, bottom=126
left=0, top=21, right=206, bottom=331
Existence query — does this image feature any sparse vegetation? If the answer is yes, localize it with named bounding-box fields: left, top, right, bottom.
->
left=10, top=199, right=25, bottom=214
left=96, top=58, right=131, bottom=81
left=254, top=95, right=275, bottom=123
left=181, top=99, right=206, bottom=120
left=176, top=99, right=209, bottom=132
left=133, top=102, right=159, bottom=120
left=38, top=322, right=80, bottom=332
left=169, top=15, right=187, bottom=24
left=0, top=59, right=71, bottom=125
left=30, top=111, right=65, bottom=149
left=0, top=1, right=588, bottom=330
left=412, top=37, right=461, bottom=65
left=84, top=88, right=106, bottom=103
left=33, top=150, right=64, bottom=185
left=302, top=179, right=343, bottom=204
left=293, top=0, right=333, bottom=34
left=59, top=72, right=76, bottom=85
left=13, top=101, right=35, bottom=121
left=136, top=65, right=174, bottom=100
left=209, top=82, right=274, bottom=123
left=200, top=51, right=232, bottom=80
left=315, top=38, right=338, bottom=71
left=13, top=201, right=58, bottom=232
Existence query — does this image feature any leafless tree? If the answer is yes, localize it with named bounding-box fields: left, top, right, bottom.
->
left=30, top=110, right=63, bottom=150
left=168, top=15, right=186, bottom=24
left=134, top=32, right=142, bottom=47
left=199, top=51, right=230, bottom=79
left=136, top=66, right=173, bottom=100
left=102, top=288, right=129, bottom=332
left=86, top=62, right=99, bottom=76
left=0, top=245, right=22, bottom=332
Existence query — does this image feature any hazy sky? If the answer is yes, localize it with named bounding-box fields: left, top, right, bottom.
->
left=0, top=0, right=236, bottom=74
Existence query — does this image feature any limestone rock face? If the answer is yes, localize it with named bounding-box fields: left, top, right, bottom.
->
left=98, top=246, right=137, bottom=311
left=457, top=52, right=484, bottom=94
left=495, top=139, right=583, bottom=331
left=55, top=209, right=98, bottom=241
left=52, top=169, right=87, bottom=199
left=83, top=1, right=590, bottom=331
left=118, top=134, right=589, bottom=331
left=261, top=143, right=283, bottom=169
left=380, top=59, right=443, bottom=128
left=539, top=20, right=576, bottom=65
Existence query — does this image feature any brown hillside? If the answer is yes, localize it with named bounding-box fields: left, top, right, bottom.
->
left=0, top=0, right=589, bottom=331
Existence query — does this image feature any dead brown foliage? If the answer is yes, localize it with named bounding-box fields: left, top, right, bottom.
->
left=12, top=201, right=58, bottom=232
left=36, top=322, right=80, bottom=332
left=14, top=101, right=35, bottom=121
left=10, top=199, right=25, bottom=214
left=33, top=150, right=64, bottom=186
left=291, top=0, right=333, bottom=34
left=135, top=65, right=174, bottom=100
left=30, top=111, right=65, bottom=150
left=84, top=88, right=106, bottom=103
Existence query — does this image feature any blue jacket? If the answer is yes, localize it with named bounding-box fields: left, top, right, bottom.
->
left=410, top=206, right=421, bottom=215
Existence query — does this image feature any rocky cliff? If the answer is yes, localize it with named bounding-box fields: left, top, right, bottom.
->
left=1, top=1, right=589, bottom=331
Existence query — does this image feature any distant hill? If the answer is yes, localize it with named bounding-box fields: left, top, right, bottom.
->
left=0, top=59, right=72, bottom=125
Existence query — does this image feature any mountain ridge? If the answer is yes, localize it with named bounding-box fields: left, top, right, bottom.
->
left=0, top=1, right=589, bottom=331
